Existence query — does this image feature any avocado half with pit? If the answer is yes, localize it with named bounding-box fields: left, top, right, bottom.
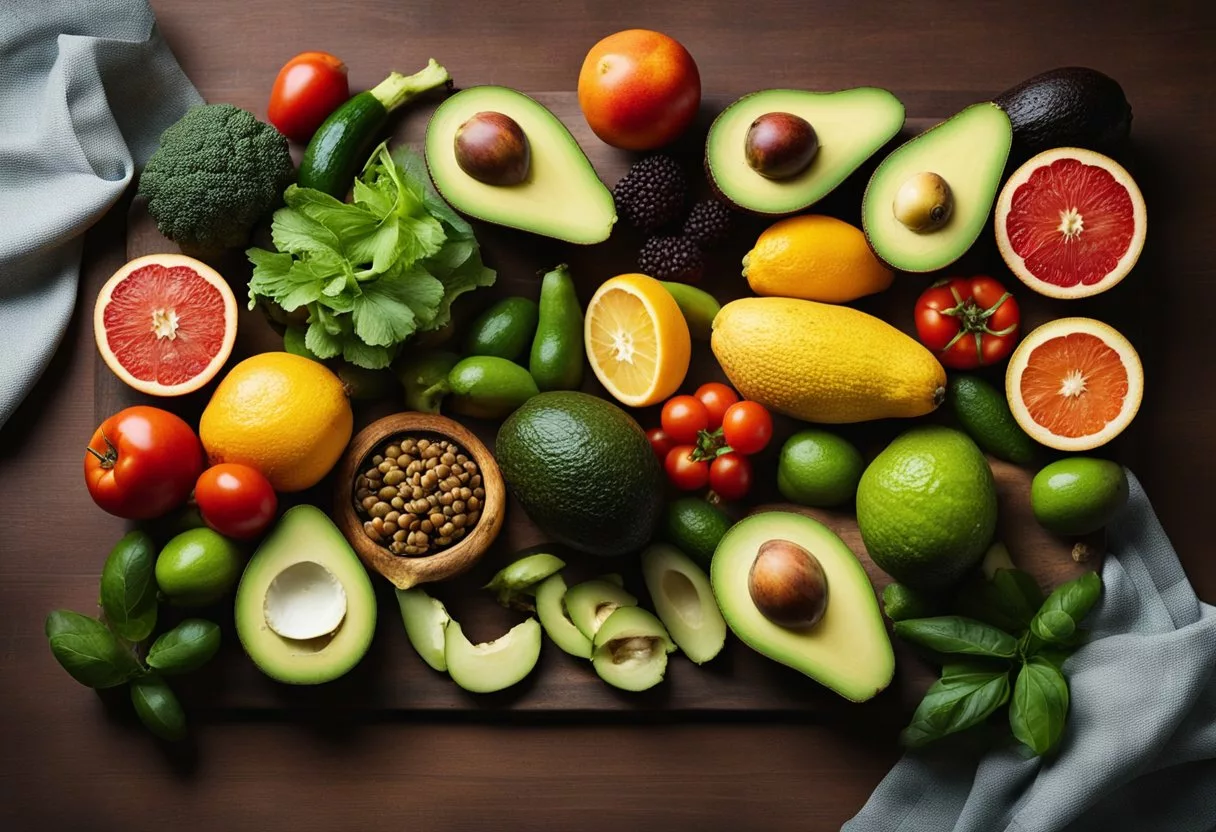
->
left=234, top=505, right=377, bottom=685
left=425, top=86, right=616, bottom=244
left=705, top=87, right=905, bottom=215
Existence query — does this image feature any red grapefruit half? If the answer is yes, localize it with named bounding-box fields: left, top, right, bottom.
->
left=1006, top=317, right=1143, bottom=452
left=995, top=147, right=1146, bottom=299
left=94, top=254, right=238, bottom=396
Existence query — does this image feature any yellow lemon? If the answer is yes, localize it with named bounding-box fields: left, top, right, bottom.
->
left=742, top=214, right=893, bottom=303
left=200, top=352, right=353, bottom=492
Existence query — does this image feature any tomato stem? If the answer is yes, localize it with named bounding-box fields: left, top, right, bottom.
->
left=85, top=434, right=119, bottom=470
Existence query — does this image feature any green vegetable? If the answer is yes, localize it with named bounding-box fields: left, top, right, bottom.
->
left=1030, top=572, right=1101, bottom=645
left=396, top=350, right=460, bottom=412
left=901, top=669, right=1011, bottom=748
left=466, top=296, right=539, bottom=361
left=893, top=616, right=1018, bottom=658
left=531, top=265, right=585, bottom=391
left=45, top=610, right=141, bottom=689
left=248, top=143, right=496, bottom=369
left=139, top=104, right=294, bottom=255
left=146, top=619, right=222, bottom=675
left=661, top=281, right=720, bottom=341
left=1010, top=657, right=1070, bottom=754
left=130, top=675, right=187, bottom=742
left=484, top=553, right=566, bottom=609
left=447, top=356, right=539, bottom=420
left=99, top=531, right=158, bottom=643
left=283, top=327, right=321, bottom=361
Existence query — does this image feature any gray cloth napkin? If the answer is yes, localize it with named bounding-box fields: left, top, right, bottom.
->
left=846, top=471, right=1216, bottom=832
left=0, top=0, right=201, bottom=426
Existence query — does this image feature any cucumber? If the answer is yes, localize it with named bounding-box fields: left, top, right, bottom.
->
left=530, top=264, right=584, bottom=391
left=948, top=374, right=1036, bottom=465
left=661, top=281, right=720, bottom=341
left=465, top=297, right=539, bottom=361
left=447, top=356, right=539, bottom=420
left=299, top=60, right=451, bottom=196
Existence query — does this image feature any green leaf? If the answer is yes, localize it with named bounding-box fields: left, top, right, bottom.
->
left=901, top=669, right=1011, bottom=748
left=893, top=616, right=1019, bottom=659
left=270, top=205, right=343, bottom=257
left=246, top=248, right=295, bottom=310
left=425, top=245, right=496, bottom=330
left=99, top=531, right=158, bottom=643
left=304, top=317, right=342, bottom=360
left=341, top=339, right=396, bottom=370
left=351, top=267, right=444, bottom=347
left=392, top=145, right=471, bottom=235
left=1010, top=657, right=1070, bottom=755
left=1030, top=572, right=1102, bottom=645
left=1034, top=646, right=1073, bottom=672
left=146, top=619, right=222, bottom=675
left=45, top=611, right=142, bottom=689
left=990, top=568, right=1044, bottom=629
left=1032, top=609, right=1077, bottom=643
left=130, top=674, right=187, bottom=742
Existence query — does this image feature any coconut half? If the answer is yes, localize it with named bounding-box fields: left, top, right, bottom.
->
left=264, top=561, right=348, bottom=640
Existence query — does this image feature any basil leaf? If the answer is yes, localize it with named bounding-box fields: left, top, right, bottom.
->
left=99, top=531, right=158, bottom=643
left=130, top=674, right=187, bottom=742
left=893, top=616, right=1019, bottom=659
left=990, top=568, right=1044, bottom=629
left=146, top=619, right=221, bottom=675
left=1010, top=657, right=1070, bottom=755
left=1030, top=572, right=1102, bottom=645
left=1031, top=609, right=1076, bottom=643
left=901, top=669, right=1011, bottom=748
left=45, top=610, right=141, bottom=689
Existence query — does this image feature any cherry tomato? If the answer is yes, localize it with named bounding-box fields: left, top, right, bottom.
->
left=721, top=401, right=773, bottom=456
left=695, top=382, right=740, bottom=430
left=665, top=445, right=709, bottom=491
left=84, top=406, right=204, bottom=520
left=647, top=428, right=674, bottom=461
left=661, top=395, right=710, bottom=444
left=914, top=276, right=1021, bottom=369
left=710, top=453, right=752, bottom=501
left=195, top=464, right=278, bottom=540
left=268, top=51, right=350, bottom=143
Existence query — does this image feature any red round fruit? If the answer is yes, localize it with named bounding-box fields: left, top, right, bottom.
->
left=268, top=51, right=350, bottom=143
left=710, top=453, right=752, bottom=502
left=661, top=395, right=710, bottom=444
left=721, top=401, right=773, bottom=456
left=915, top=276, right=1021, bottom=370
left=695, top=382, right=739, bottom=430
left=577, top=29, right=701, bottom=150
left=665, top=445, right=709, bottom=491
left=84, top=406, right=204, bottom=520
left=647, top=427, right=674, bottom=461
left=195, top=463, right=278, bottom=540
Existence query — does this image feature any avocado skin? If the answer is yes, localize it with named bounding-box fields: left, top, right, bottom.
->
left=995, top=67, right=1132, bottom=162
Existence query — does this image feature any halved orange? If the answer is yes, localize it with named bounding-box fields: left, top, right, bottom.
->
left=585, top=273, right=691, bottom=407
left=94, top=254, right=238, bottom=396
left=1006, top=317, right=1143, bottom=451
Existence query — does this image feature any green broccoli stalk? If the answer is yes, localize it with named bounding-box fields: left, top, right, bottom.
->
left=138, top=104, right=294, bottom=255
left=367, top=59, right=451, bottom=112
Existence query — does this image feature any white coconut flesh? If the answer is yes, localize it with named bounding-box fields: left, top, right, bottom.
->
left=264, top=561, right=348, bottom=640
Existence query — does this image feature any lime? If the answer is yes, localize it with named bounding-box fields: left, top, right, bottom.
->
left=662, top=498, right=732, bottom=567
left=776, top=429, right=864, bottom=507
left=881, top=583, right=937, bottom=622
left=948, top=374, right=1036, bottom=465
left=1031, top=458, right=1128, bottom=536
left=155, top=527, right=244, bottom=607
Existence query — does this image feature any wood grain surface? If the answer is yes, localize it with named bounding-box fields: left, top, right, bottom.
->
left=2, top=1, right=1214, bottom=829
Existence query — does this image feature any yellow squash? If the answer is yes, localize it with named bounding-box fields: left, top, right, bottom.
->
left=742, top=215, right=893, bottom=303
left=711, top=297, right=945, bottom=423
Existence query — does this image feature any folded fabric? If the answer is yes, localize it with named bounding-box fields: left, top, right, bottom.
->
left=0, top=0, right=201, bottom=426
left=845, top=471, right=1216, bottom=831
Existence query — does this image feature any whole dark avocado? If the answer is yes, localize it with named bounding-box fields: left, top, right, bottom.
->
left=995, top=67, right=1132, bottom=161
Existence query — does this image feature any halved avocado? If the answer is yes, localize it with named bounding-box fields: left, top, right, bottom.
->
left=425, top=87, right=616, bottom=244
left=395, top=588, right=450, bottom=672
left=535, top=573, right=592, bottom=659
left=641, top=544, right=726, bottom=664
left=706, top=88, right=905, bottom=215
left=711, top=512, right=894, bottom=702
left=591, top=606, right=676, bottom=692
left=564, top=578, right=638, bottom=641
left=862, top=102, right=1012, bottom=273
left=444, top=617, right=542, bottom=694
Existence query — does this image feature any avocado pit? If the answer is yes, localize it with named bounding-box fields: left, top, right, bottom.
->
left=748, top=538, right=828, bottom=629
left=892, top=171, right=954, bottom=233
left=745, top=112, right=819, bottom=180
left=263, top=560, right=348, bottom=641
left=454, top=111, right=531, bottom=186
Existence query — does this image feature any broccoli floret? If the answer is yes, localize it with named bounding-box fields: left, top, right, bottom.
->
left=139, top=104, right=294, bottom=254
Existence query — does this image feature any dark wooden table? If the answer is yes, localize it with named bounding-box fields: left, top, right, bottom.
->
left=2, top=1, right=1213, bottom=829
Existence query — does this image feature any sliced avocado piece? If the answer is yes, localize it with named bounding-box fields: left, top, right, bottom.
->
left=234, top=506, right=376, bottom=685
left=394, top=588, right=450, bottom=672
left=641, top=544, right=726, bottom=664
left=425, top=87, right=616, bottom=244
left=706, top=88, right=905, bottom=215
left=483, top=553, right=566, bottom=610
left=535, top=573, right=592, bottom=659
left=444, top=617, right=542, bottom=694
left=710, top=512, right=894, bottom=702
left=862, top=102, right=1012, bottom=273
left=564, top=578, right=638, bottom=641
left=591, top=606, right=675, bottom=692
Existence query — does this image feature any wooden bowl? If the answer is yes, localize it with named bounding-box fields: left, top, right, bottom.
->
left=334, top=413, right=506, bottom=589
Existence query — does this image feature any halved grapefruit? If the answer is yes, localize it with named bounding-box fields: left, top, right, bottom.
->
left=94, top=254, right=238, bottom=396
left=1006, top=317, right=1143, bottom=451
left=995, top=147, right=1146, bottom=299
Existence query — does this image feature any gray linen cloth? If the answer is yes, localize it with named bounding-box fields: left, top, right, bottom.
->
left=847, top=471, right=1216, bottom=831
left=0, top=0, right=201, bottom=425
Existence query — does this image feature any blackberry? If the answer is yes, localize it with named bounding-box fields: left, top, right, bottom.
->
left=638, top=235, right=703, bottom=283
left=682, top=199, right=733, bottom=248
left=613, top=156, right=687, bottom=232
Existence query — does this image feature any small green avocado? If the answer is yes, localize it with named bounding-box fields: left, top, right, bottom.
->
left=1032, top=458, right=1128, bottom=536
left=995, top=67, right=1132, bottom=163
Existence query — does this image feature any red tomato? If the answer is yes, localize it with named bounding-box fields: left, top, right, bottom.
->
left=695, top=382, right=739, bottom=430
left=710, top=453, right=752, bottom=502
left=914, top=276, right=1021, bottom=369
left=721, top=401, right=773, bottom=456
left=195, top=464, right=278, bottom=540
left=661, top=395, right=710, bottom=444
left=268, top=51, right=350, bottom=143
left=84, top=406, right=204, bottom=520
left=665, top=445, right=709, bottom=491
left=647, top=428, right=674, bottom=461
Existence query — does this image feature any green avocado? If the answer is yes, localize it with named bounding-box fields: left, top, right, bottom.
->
left=425, top=86, right=616, bottom=244
left=641, top=544, right=725, bottom=664
left=447, top=355, right=539, bottom=420
left=534, top=573, right=592, bottom=659
left=995, top=67, right=1132, bottom=163
left=445, top=617, right=542, bottom=694
left=465, top=296, right=539, bottom=362
left=591, top=606, right=675, bottom=692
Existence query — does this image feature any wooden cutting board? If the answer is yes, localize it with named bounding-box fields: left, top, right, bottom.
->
left=111, top=92, right=1100, bottom=714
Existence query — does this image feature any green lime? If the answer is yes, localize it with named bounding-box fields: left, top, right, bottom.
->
left=881, top=583, right=937, bottom=622
left=776, top=429, right=864, bottom=507
left=662, top=498, right=732, bottom=567
left=948, top=374, right=1036, bottom=465
left=1031, top=458, right=1128, bottom=536
left=155, top=527, right=244, bottom=607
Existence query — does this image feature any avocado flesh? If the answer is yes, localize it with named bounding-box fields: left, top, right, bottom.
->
left=564, top=579, right=638, bottom=641
left=234, top=505, right=377, bottom=685
left=395, top=588, right=450, bottom=672
left=863, top=102, right=1011, bottom=273
left=706, top=88, right=905, bottom=215
left=711, top=512, right=894, bottom=702
left=641, top=544, right=726, bottom=664
left=535, top=574, right=592, bottom=659
left=444, top=617, right=542, bottom=694
left=591, top=606, right=675, bottom=692
left=426, top=86, right=616, bottom=244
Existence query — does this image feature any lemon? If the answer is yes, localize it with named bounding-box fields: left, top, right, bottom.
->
left=200, top=352, right=353, bottom=492
left=742, top=215, right=893, bottom=303
left=585, top=273, right=691, bottom=407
